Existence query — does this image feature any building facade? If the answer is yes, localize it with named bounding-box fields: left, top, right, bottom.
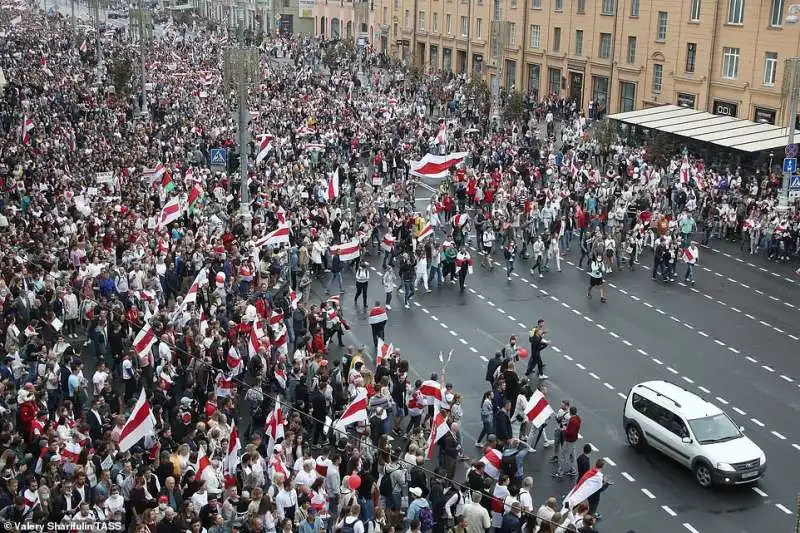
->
left=368, top=0, right=800, bottom=123
left=196, top=0, right=314, bottom=35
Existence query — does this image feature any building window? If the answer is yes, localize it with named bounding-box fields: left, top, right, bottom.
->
left=656, top=12, right=668, bottom=41
left=577, top=0, right=585, bottom=13
left=630, top=0, right=639, bottom=16
left=575, top=30, right=583, bottom=55
left=549, top=67, right=562, bottom=95
left=393, top=22, right=398, bottom=36
left=446, top=14, right=452, bottom=33
left=531, top=0, right=541, bottom=8
left=727, top=0, right=744, bottom=24
left=620, top=81, right=636, bottom=111
left=419, top=11, right=425, bottom=31
left=690, top=0, right=701, bottom=21
left=652, top=64, right=663, bottom=93
left=722, top=46, right=740, bottom=79
left=506, top=60, right=517, bottom=87
left=601, top=0, right=614, bottom=15
left=476, top=18, right=482, bottom=38
left=508, top=22, right=516, bottom=44
left=394, top=0, right=399, bottom=7
left=528, top=63, right=540, bottom=97
left=592, top=76, right=609, bottom=108
left=553, top=27, right=561, bottom=52
left=382, top=7, right=387, bottom=23
left=599, top=32, right=611, bottom=58
left=530, top=24, right=541, bottom=47
left=404, top=9, right=409, bottom=30
left=626, top=36, right=636, bottom=64
left=555, top=0, right=563, bottom=11
left=433, top=13, right=438, bottom=32
left=764, top=52, right=778, bottom=85
left=685, top=43, right=696, bottom=72
left=494, top=0, right=501, bottom=19
left=511, top=0, right=517, bottom=7
left=770, top=0, right=784, bottom=26
left=461, top=15, right=469, bottom=36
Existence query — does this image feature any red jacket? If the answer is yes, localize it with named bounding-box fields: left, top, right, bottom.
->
left=564, top=415, right=581, bottom=442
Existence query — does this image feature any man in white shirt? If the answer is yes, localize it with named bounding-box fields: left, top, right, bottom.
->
left=518, top=477, right=534, bottom=513
left=92, top=362, right=109, bottom=395
left=462, top=491, right=491, bottom=533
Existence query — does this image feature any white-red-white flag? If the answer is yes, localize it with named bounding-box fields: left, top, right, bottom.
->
left=133, top=323, right=157, bottom=360
left=61, top=442, right=82, bottom=462
left=195, top=445, right=210, bottom=481
left=157, top=197, right=182, bottom=229
left=480, top=447, right=503, bottom=479
left=254, top=223, right=290, bottom=248
left=424, top=410, right=450, bottom=459
left=435, top=122, right=447, bottom=145
left=118, top=389, right=157, bottom=453
left=419, top=380, right=444, bottom=406
left=417, top=222, right=433, bottom=241
left=223, top=422, right=241, bottom=486
left=227, top=347, right=244, bottom=376
left=376, top=337, right=393, bottom=366
left=265, top=403, right=285, bottom=456
left=525, top=390, right=554, bottom=428
left=410, top=152, right=468, bottom=179
left=274, top=367, right=287, bottom=390
left=327, top=168, right=340, bottom=201
left=334, top=387, right=368, bottom=431
left=381, top=234, right=395, bottom=252
left=215, top=373, right=235, bottom=398
left=331, top=240, right=361, bottom=261
left=563, top=467, right=605, bottom=510
left=255, top=134, right=273, bottom=164
left=368, top=306, right=388, bottom=325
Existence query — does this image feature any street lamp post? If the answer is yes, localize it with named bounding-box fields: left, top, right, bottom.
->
left=130, top=4, right=153, bottom=116
left=780, top=8, right=800, bottom=210
left=223, top=29, right=260, bottom=236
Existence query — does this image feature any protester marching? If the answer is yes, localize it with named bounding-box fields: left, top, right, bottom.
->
left=0, top=0, right=796, bottom=533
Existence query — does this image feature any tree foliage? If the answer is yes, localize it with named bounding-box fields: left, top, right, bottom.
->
left=646, top=132, right=677, bottom=169
left=109, top=59, right=133, bottom=95
left=502, top=90, right=525, bottom=124
left=591, top=119, right=617, bottom=151
left=463, top=78, right=491, bottom=111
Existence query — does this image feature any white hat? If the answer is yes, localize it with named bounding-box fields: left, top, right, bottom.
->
left=409, top=487, right=422, bottom=498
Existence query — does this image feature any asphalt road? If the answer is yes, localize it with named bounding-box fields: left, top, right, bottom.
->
left=318, top=230, right=800, bottom=533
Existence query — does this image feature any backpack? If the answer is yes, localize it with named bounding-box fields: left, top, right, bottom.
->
left=418, top=505, right=434, bottom=532
left=340, top=517, right=362, bottom=533
left=379, top=470, right=394, bottom=498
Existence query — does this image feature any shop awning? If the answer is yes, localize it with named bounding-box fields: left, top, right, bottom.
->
left=608, top=104, right=799, bottom=153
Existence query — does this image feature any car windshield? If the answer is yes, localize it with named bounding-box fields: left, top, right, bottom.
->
left=688, top=413, right=741, bottom=444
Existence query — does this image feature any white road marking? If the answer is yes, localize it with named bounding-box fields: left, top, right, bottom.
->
left=588, top=372, right=600, bottom=380
left=609, top=331, right=619, bottom=338
left=576, top=363, right=586, bottom=370
left=716, top=397, right=729, bottom=405
left=603, top=382, right=614, bottom=390
left=583, top=316, right=594, bottom=323
left=477, top=294, right=486, bottom=300
left=469, top=347, right=479, bottom=353
left=596, top=324, right=606, bottom=330
left=714, top=339, right=725, bottom=346
left=631, top=295, right=641, bottom=301
left=732, top=407, right=746, bottom=416
left=468, top=288, right=477, bottom=294
left=496, top=308, right=506, bottom=314
left=656, top=309, right=666, bottom=315
left=730, top=307, right=740, bottom=313
left=746, top=356, right=758, bottom=363
left=440, top=323, right=449, bottom=329
left=617, top=392, right=628, bottom=399
left=780, top=375, right=794, bottom=382
left=698, top=331, right=709, bottom=337
left=759, top=320, right=771, bottom=327
left=637, top=349, right=648, bottom=356
left=652, top=358, right=663, bottom=365
left=587, top=442, right=597, bottom=451
left=683, top=323, right=694, bottom=330
left=459, top=338, right=468, bottom=345
left=479, top=356, right=489, bottom=362
left=641, top=488, right=656, bottom=499
left=776, top=504, right=792, bottom=515
left=622, top=340, right=632, bottom=346
left=773, top=327, right=785, bottom=333
left=619, top=289, right=628, bottom=294
left=551, top=346, right=562, bottom=353
left=644, top=302, right=653, bottom=308
left=603, top=457, right=616, bottom=466
left=431, top=316, right=439, bottom=321
left=561, top=302, right=570, bottom=308
left=793, top=443, right=800, bottom=452
left=422, top=308, right=430, bottom=314
left=670, top=316, right=680, bottom=322
left=572, top=309, right=582, bottom=315
left=728, top=347, right=740, bottom=354
left=563, top=354, right=573, bottom=361
left=487, top=301, right=495, bottom=307
left=752, top=487, right=768, bottom=497
left=683, top=523, right=701, bottom=533
left=667, top=367, right=679, bottom=374
left=682, top=376, right=694, bottom=384
left=789, top=334, right=799, bottom=341
left=750, top=418, right=765, bottom=427
left=507, top=315, right=516, bottom=321
left=662, top=506, right=677, bottom=517
left=771, top=430, right=787, bottom=440
left=762, top=365, right=775, bottom=372
left=517, top=322, right=527, bottom=328
left=698, top=386, right=710, bottom=394
left=620, top=472, right=635, bottom=482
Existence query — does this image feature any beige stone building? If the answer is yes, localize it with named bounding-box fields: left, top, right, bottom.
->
left=363, top=0, right=800, bottom=123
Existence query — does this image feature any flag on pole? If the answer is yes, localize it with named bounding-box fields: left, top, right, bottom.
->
left=424, top=410, right=450, bottom=459
left=333, top=387, right=369, bottom=431
left=195, top=446, right=210, bottom=481
left=563, top=468, right=605, bottom=510
left=227, top=347, right=244, bottom=376
left=453, top=213, right=470, bottom=227
left=480, top=448, right=503, bottom=479
left=161, top=171, right=175, bottom=194
left=376, top=338, right=393, bottom=366
left=187, top=183, right=204, bottom=213
left=419, top=380, right=444, bottom=406
left=133, top=323, right=157, bottom=360
left=256, top=134, right=273, bottom=164
left=215, top=373, right=235, bottom=397
left=524, top=390, right=554, bottom=428
left=274, top=367, right=287, bottom=390
left=157, top=197, right=182, bottom=229
left=118, top=389, right=156, bottom=453
left=249, top=321, right=266, bottom=358
left=183, top=268, right=207, bottom=306
left=79, top=39, right=88, bottom=53
left=223, top=422, right=241, bottom=487
left=254, top=223, right=290, bottom=248
left=21, top=116, right=34, bottom=145
left=327, top=168, right=340, bottom=201
left=61, top=442, right=82, bottom=462
left=417, top=221, right=433, bottom=241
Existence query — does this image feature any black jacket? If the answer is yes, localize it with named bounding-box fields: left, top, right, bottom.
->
left=494, top=410, right=513, bottom=441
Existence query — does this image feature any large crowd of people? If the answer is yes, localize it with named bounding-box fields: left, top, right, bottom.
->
left=0, top=0, right=798, bottom=532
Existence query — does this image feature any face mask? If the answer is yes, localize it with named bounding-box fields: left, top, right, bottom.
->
left=159, top=503, right=167, bottom=510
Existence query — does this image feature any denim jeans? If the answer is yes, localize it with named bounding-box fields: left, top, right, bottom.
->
left=325, top=271, right=344, bottom=293
left=403, top=280, right=414, bottom=304
left=428, top=266, right=442, bottom=287
left=685, top=263, right=696, bottom=283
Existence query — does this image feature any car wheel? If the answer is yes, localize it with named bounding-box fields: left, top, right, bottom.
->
left=626, top=424, right=646, bottom=451
left=694, top=462, right=713, bottom=488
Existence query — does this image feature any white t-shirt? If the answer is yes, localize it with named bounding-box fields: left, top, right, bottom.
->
left=92, top=370, right=108, bottom=393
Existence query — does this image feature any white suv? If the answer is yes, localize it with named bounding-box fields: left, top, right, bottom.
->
left=623, top=380, right=766, bottom=488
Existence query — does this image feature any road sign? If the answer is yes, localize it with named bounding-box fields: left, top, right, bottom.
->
left=210, top=148, right=228, bottom=168
left=790, top=175, right=800, bottom=189
left=784, top=157, right=797, bottom=174
left=786, top=144, right=798, bottom=157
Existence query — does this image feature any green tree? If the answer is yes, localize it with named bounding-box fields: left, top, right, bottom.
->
left=591, top=119, right=617, bottom=151
left=463, top=78, right=491, bottom=113
left=109, top=59, right=133, bottom=95
left=646, top=132, right=677, bottom=169
left=502, top=90, right=525, bottom=124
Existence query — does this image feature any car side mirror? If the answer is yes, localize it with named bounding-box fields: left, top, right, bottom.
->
left=681, top=437, right=692, bottom=444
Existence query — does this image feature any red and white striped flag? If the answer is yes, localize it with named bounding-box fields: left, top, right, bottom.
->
left=683, top=247, right=696, bottom=262
left=417, top=221, right=433, bottom=241
left=381, top=234, right=395, bottom=252
left=435, top=122, right=447, bottom=145
left=274, top=367, right=287, bottom=390
left=327, top=168, right=340, bottom=201
left=334, top=387, right=369, bottom=431
left=227, top=347, right=244, bottom=375
left=183, top=268, right=208, bottom=305
left=61, top=442, right=82, bottom=462
left=157, top=197, right=183, bottom=229
left=23, top=488, right=39, bottom=514
left=195, top=446, right=210, bottom=481
left=269, top=309, right=284, bottom=328
left=289, top=290, right=301, bottom=309
left=410, top=152, right=468, bottom=179
left=21, top=115, right=34, bottom=145
left=133, top=323, right=157, bottom=360
left=255, top=223, right=290, bottom=248
left=265, top=403, right=285, bottom=456
left=563, top=467, right=605, bottom=510
left=453, top=213, right=470, bottom=227
left=118, top=389, right=157, bottom=453
left=305, top=142, right=326, bottom=152
left=331, top=240, right=360, bottom=261
left=249, top=321, right=266, bottom=358
left=296, top=125, right=315, bottom=136
left=215, top=373, right=235, bottom=398
left=376, top=337, right=393, bottom=366
left=424, top=410, right=450, bottom=459
left=524, top=390, right=554, bottom=428
left=480, top=448, right=503, bottom=479
left=79, top=39, right=88, bottom=53
left=419, top=380, right=444, bottom=406
left=368, top=306, right=388, bottom=325
left=256, top=134, right=273, bottom=164
left=223, top=422, right=241, bottom=487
